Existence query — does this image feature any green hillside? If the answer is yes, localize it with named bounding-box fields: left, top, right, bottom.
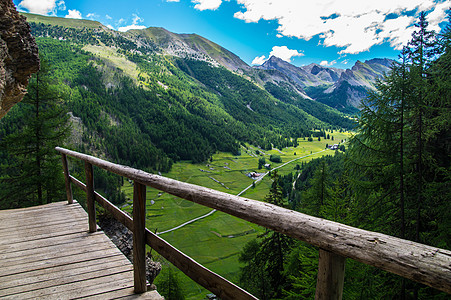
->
left=23, top=12, right=105, bottom=29
left=20, top=13, right=353, bottom=170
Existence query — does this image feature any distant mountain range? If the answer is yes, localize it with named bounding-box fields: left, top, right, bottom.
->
left=130, top=27, right=393, bottom=112
left=24, top=13, right=394, bottom=112
left=257, top=56, right=393, bottom=111
left=16, top=12, right=396, bottom=166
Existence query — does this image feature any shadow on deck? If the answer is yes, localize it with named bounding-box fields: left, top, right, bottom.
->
left=0, top=201, right=162, bottom=299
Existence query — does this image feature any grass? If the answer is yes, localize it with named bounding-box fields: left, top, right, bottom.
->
left=23, top=12, right=104, bottom=29
left=121, top=131, right=350, bottom=299
left=82, top=44, right=150, bottom=88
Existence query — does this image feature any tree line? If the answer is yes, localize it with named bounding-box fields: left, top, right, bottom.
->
left=237, top=12, right=450, bottom=299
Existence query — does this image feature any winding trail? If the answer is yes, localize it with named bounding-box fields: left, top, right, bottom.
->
left=157, top=149, right=326, bottom=235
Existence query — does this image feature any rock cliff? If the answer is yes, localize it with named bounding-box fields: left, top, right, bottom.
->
left=0, top=0, right=39, bottom=119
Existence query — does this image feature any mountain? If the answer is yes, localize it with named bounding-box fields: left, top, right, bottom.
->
left=257, top=56, right=394, bottom=112
left=25, top=13, right=393, bottom=112
left=128, top=27, right=251, bottom=72
left=15, top=13, right=354, bottom=172
left=259, top=56, right=344, bottom=89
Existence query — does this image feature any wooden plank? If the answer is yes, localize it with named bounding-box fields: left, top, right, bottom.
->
left=0, top=265, right=133, bottom=297
left=0, top=201, right=69, bottom=214
left=84, top=162, right=97, bottom=233
left=61, top=153, right=74, bottom=204
left=0, top=255, right=127, bottom=287
left=1, top=271, right=135, bottom=300
left=77, top=287, right=163, bottom=300
left=117, top=290, right=164, bottom=300
left=0, top=221, right=88, bottom=240
left=51, top=276, right=135, bottom=300
left=1, top=238, right=117, bottom=266
left=0, top=231, right=105, bottom=253
left=315, top=249, right=346, bottom=300
left=0, top=215, right=87, bottom=235
left=133, top=181, right=147, bottom=293
left=55, top=146, right=451, bottom=294
left=0, top=200, right=163, bottom=299
left=0, top=224, right=88, bottom=246
left=0, top=233, right=111, bottom=260
left=0, top=247, right=122, bottom=277
left=0, top=206, right=87, bottom=227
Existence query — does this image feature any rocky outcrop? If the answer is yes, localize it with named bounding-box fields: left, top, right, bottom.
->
left=0, top=0, right=39, bottom=119
left=98, top=213, right=162, bottom=285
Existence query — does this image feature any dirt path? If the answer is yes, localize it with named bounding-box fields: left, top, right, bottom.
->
left=157, top=149, right=326, bottom=235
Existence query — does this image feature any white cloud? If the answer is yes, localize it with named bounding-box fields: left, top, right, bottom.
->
left=106, top=14, right=112, bottom=20
left=18, top=0, right=58, bottom=15
left=320, top=60, right=336, bottom=66
left=252, top=55, right=267, bottom=65
left=65, top=9, right=82, bottom=19
left=192, top=0, right=222, bottom=11
left=118, top=14, right=147, bottom=32
left=132, top=14, right=144, bottom=24
left=107, top=24, right=115, bottom=30
left=233, top=0, right=451, bottom=54
left=166, top=0, right=180, bottom=2
left=86, top=13, right=99, bottom=20
left=57, top=0, right=65, bottom=11
left=118, top=24, right=147, bottom=32
left=270, top=46, right=304, bottom=62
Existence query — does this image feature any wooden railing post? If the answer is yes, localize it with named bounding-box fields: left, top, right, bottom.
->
left=133, top=181, right=147, bottom=293
left=84, top=162, right=97, bottom=233
left=315, top=248, right=346, bottom=300
left=61, top=153, right=73, bottom=204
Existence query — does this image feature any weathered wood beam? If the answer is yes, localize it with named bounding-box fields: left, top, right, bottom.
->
left=84, top=162, right=97, bottom=233
left=315, top=249, right=345, bottom=300
left=133, top=182, right=147, bottom=293
left=56, top=147, right=451, bottom=294
left=60, top=153, right=73, bottom=204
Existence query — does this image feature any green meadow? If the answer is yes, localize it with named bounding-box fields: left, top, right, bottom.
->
left=121, top=131, right=350, bottom=299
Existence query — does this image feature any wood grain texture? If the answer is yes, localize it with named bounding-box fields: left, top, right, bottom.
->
left=0, top=201, right=163, bottom=299
left=315, top=249, right=345, bottom=300
left=133, top=182, right=147, bottom=293
left=84, top=162, right=97, bottom=233
left=55, top=146, right=451, bottom=294
left=61, top=153, right=73, bottom=204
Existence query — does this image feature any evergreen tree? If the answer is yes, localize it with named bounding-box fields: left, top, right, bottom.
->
left=157, top=265, right=185, bottom=300
left=239, top=172, right=293, bottom=299
left=0, top=57, right=70, bottom=208
left=406, top=12, right=437, bottom=243
left=347, top=12, right=450, bottom=298
left=303, top=161, right=332, bottom=217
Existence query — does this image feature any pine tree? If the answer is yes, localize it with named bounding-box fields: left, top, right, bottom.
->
left=406, top=12, right=437, bottom=243
left=239, top=171, right=292, bottom=299
left=0, top=57, right=70, bottom=208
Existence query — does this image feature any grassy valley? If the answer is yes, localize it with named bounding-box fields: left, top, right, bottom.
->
left=119, top=132, right=350, bottom=298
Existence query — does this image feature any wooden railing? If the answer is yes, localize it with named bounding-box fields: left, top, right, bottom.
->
left=56, top=147, right=451, bottom=299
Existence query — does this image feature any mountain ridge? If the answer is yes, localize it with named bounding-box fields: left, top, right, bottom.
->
left=23, top=12, right=393, bottom=111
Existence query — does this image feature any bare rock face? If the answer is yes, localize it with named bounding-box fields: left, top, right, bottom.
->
left=0, top=0, right=39, bottom=119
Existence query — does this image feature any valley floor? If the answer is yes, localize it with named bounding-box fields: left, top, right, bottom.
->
left=120, top=132, right=350, bottom=299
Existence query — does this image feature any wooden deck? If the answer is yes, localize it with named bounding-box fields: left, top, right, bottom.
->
left=0, top=201, right=163, bottom=299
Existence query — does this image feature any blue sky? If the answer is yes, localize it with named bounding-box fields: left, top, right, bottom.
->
left=15, top=0, right=450, bottom=69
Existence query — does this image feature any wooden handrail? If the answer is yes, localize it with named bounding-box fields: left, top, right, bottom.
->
left=67, top=174, right=256, bottom=299
left=56, top=147, right=451, bottom=297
